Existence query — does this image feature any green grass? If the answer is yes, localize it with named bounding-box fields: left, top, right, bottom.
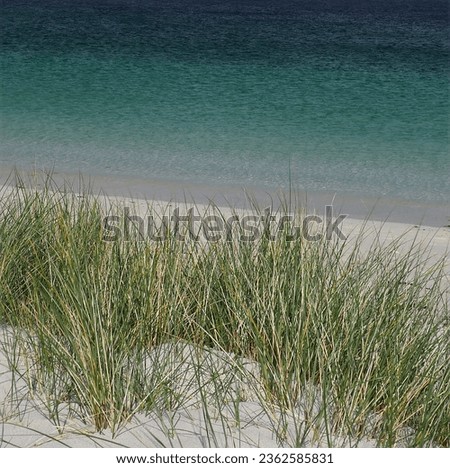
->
left=0, top=180, right=448, bottom=447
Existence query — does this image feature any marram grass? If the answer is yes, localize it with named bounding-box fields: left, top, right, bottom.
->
left=0, top=183, right=448, bottom=446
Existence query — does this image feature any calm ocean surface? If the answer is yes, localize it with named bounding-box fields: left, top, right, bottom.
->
left=1, top=0, right=449, bottom=202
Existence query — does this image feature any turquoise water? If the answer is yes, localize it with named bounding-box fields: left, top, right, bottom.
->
left=1, top=0, right=449, bottom=202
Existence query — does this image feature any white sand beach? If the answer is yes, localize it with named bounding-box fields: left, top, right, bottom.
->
left=0, top=328, right=428, bottom=448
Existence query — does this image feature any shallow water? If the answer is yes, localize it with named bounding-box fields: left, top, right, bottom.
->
left=1, top=0, right=449, bottom=202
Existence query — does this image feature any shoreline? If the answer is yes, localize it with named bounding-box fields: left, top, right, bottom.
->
left=1, top=169, right=449, bottom=285
left=1, top=165, right=449, bottom=228
left=1, top=166, right=449, bottom=299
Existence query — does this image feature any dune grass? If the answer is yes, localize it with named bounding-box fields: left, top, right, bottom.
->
left=0, top=181, right=448, bottom=447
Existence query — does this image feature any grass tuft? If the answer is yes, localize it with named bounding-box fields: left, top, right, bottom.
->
left=0, top=179, right=448, bottom=446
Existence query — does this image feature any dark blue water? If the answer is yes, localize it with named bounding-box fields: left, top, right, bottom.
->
left=1, top=0, right=449, bottom=201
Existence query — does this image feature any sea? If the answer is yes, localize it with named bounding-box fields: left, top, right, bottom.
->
left=1, top=0, right=449, bottom=208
